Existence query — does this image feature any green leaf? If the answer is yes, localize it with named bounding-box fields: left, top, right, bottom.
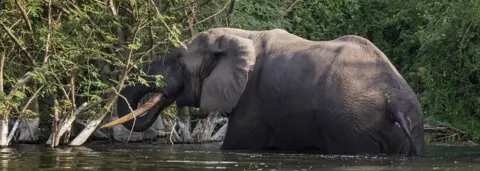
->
left=14, top=91, right=26, bottom=99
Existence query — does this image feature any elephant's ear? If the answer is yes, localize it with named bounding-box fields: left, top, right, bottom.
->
left=200, top=34, right=256, bottom=113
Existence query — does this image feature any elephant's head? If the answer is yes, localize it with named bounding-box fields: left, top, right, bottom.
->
left=101, top=28, right=258, bottom=132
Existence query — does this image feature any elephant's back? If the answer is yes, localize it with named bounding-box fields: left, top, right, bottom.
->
left=257, top=37, right=420, bottom=149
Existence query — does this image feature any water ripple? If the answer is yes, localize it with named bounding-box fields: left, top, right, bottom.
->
left=0, top=144, right=478, bottom=170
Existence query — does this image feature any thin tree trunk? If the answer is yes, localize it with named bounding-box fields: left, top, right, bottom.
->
left=46, top=102, right=88, bottom=146
left=69, top=82, right=129, bottom=146
left=50, top=99, right=59, bottom=148
left=0, top=43, right=6, bottom=147
left=5, top=117, right=21, bottom=144
left=179, top=107, right=191, bottom=142
left=0, top=42, right=4, bottom=96
left=0, top=119, right=8, bottom=146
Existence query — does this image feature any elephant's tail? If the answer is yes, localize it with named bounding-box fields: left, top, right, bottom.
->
left=385, top=88, right=422, bottom=157
left=391, top=111, right=418, bottom=156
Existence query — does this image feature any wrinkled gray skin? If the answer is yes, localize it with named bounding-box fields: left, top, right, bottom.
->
left=116, top=28, right=426, bottom=156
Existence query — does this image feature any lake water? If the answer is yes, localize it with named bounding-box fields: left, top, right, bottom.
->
left=0, top=142, right=479, bottom=170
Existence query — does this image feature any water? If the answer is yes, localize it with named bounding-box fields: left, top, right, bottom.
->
left=0, top=143, right=479, bottom=170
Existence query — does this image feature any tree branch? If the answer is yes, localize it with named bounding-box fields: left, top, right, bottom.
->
left=113, top=87, right=136, bottom=143
left=280, top=0, right=302, bottom=22
left=149, top=0, right=186, bottom=48
left=69, top=18, right=143, bottom=146
left=15, top=0, right=33, bottom=33
left=43, top=0, right=52, bottom=64
left=66, top=1, right=115, bottom=55
left=226, top=0, right=235, bottom=26
left=0, top=21, right=36, bottom=66
left=185, top=1, right=230, bottom=31
left=163, top=0, right=203, bottom=13
left=20, top=85, right=44, bottom=113
left=42, top=0, right=70, bottom=14
left=107, top=0, right=126, bottom=44
left=8, top=73, right=33, bottom=99
left=0, top=43, right=4, bottom=95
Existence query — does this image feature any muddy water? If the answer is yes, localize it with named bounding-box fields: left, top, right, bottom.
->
left=0, top=143, right=479, bottom=170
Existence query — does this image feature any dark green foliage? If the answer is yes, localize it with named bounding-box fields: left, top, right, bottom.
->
left=0, top=0, right=197, bottom=125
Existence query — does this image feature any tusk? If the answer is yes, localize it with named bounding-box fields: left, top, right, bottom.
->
left=100, top=93, right=164, bottom=128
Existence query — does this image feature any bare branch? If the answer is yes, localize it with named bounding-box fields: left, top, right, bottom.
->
left=186, top=4, right=196, bottom=38
left=15, top=0, right=33, bottom=33
left=108, top=0, right=118, bottom=16
left=70, top=71, right=76, bottom=109
left=43, top=0, right=70, bottom=14
left=148, top=18, right=156, bottom=58
left=186, top=1, right=230, bottom=30
left=113, top=87, right=136, bottom=143
left=280, top=0, right=302, bottom=22
left=113, top=88, right=135, bottom=117
left=43, top=0, right=53, bottom=64
left=226, top=0, right=235, bottom=26
left=92, top=0, right=106, bottom=5
left=20, top=85, right=44, bottom=113
left=149, top=0, right=185, bottom=48
left=134, top=41, right=167, bottom=60
left=0, top=21, right=36, bottom=66
left=107, top=0, right=126, bottom=43
left=0, top=43, right=5, bottom=94
left=163, top=0, right=203, bottom=13
left=8, top=72, right=33, bottom=98
left=54, top=76, right=71, bottom=103
left=50, top=98, right=59, bottom=147
left=6, top=118, right=20, bottom=144
left=66, top=1, right=115, bottom=54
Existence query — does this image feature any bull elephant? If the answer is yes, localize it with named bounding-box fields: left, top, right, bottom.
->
left=102, top=28, right=426, bottom=156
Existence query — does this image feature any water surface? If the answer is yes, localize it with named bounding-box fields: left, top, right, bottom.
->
left=0, top=143, right=479, bottom=170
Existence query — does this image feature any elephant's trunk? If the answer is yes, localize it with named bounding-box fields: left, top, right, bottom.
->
left=100, top=46, right=185, bottom=132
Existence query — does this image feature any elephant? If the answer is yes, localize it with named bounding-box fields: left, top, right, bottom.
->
left=101, top=27, right=426, bottom=157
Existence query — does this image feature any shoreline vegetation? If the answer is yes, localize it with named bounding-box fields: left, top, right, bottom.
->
left=5, top=118, right=478, bottom=147
left=0, top=0, right=479, bottom=148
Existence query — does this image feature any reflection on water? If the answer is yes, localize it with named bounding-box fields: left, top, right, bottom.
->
left=0, top=142, right=479, bottom=170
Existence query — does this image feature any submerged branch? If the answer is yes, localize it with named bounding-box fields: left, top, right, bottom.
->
left=424, top=122, right=476, bottom=145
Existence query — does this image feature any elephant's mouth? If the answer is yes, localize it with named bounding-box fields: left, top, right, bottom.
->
left=100, top=93, right=173, bottom=129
